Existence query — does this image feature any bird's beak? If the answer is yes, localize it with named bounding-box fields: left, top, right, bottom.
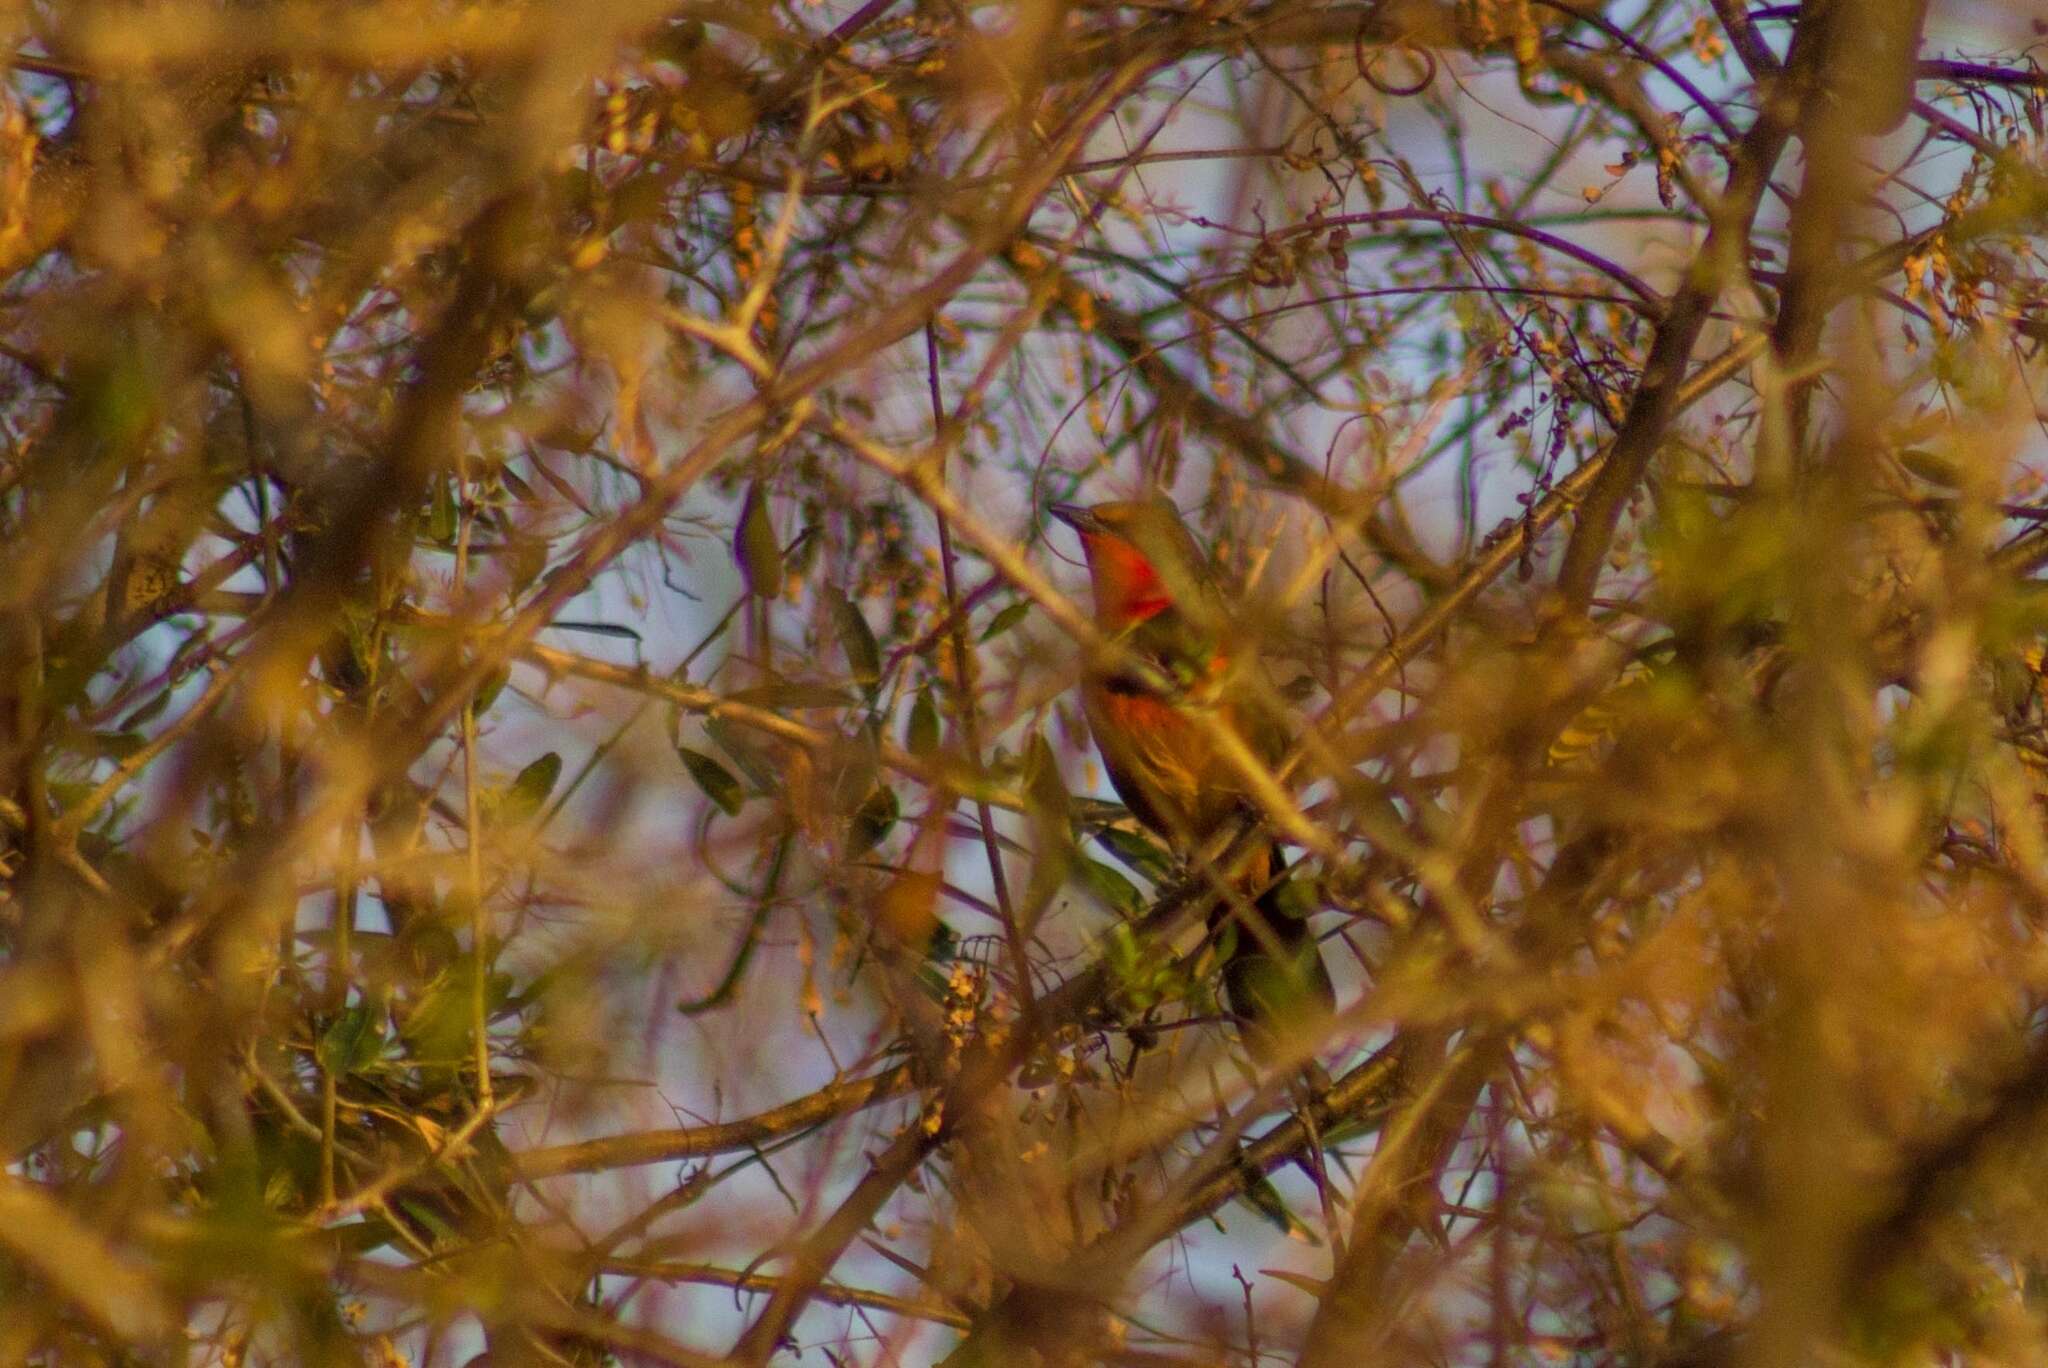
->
left=1048, top=503, right=1101, bottom=535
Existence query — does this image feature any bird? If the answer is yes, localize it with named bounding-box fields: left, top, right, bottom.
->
left=1050, top=497, right=1334, bottom=1058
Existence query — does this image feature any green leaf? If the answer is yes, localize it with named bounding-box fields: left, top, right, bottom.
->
left=427, top=475, right=457, bottom=543
left=677, top=745, right=745, bottom=815
left=1236, top=1163, right=1322, bottom=1244
left=1104, top=922, right=1153, bottom=1005
left=825, top=588, right=881, bottom=688
left=731, top=682, right=851, bottom=710
left=263, top=1164, right=303, bottom=1213
left=1279, top=673, right=1319, bottom=702
left=317, top=1006, right=383, bottom=1076
left=979, top=600, right=1030, bottom=643
left=1992, top=655, right=2035, bottom=717
left=913, top=920, right=960, bottom=1002
left=1024, top=735, right=1070, bottom=823
left=329, top=1216, right=401, bottom=1255
left=735, top=481, right=783, bottom=598
left=705, top=718, right=779, bottom=793
left=544, top=620, right=642, bottom=642
left=1078, top=857, right=1144, bottom=919
left=1094, top=826, right=1174, bottom=884
left=399, top=922, right=463, bottom=980
left=650, top=16, right=707, bottom=63
left=498, top=463, right=541, bottom=505
left=1267, top=869, right=1317, bottom=923
left=395, top=1196, right=459, bottom=1245
left=504, top=532, right=548, bottom=593
left=829, top=727, right=881, bottom=811
left=906, top=688, right=941, bottom=756
left=93, top=731, right=147, bottom=759
left=500, top=752, right=561, bottom=825
left=847, top=785, right=899, bottom=857
left=613, top=171, right=669, bottom=226
left=401, top=967, right=474, bottom=1062
left=118, top=690, right=172, bottom=731
left=1898, top=447, right=1963, bottom=487
left=473, top=665, right=511, bottom=717
left=47, top=780, right=92, bottom=811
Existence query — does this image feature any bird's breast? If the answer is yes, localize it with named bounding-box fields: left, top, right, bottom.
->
left=1083, top=679, right=1240, bottom=843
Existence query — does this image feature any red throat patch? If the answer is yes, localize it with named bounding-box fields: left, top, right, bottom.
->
left=1082, top=532, right=1171, bottom=624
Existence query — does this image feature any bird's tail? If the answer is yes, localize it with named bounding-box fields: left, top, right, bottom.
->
left=1214, top=842, right=1335, bottom=1060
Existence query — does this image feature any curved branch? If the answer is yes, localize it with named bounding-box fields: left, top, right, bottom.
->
left=1533, top=0, right=1742, bottom=144
left=1268, top=208, right=1664, bottom=310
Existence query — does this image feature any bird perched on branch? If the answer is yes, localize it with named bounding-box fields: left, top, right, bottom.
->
left=1050, top=498, right=1334, bottom=1057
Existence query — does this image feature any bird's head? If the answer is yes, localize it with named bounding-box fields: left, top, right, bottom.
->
left=1050, top=498, right=1213, bottom=628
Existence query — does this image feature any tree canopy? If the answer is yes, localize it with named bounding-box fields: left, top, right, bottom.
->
left=6, top=0, right=2048, bottom=1364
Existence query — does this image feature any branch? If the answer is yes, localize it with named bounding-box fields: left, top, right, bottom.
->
left=1532, top=1, right=1741, bottom=144
left=1298, top=1033, right=1503, bottom=1368
left=1706, top=0, right=1781, bottom=78
left=50, top=661, right=242, bottom=844
left=1918, top=58, right=2048, bottom=89
left=604, top=1257, right=969, bottom=1329
left=151, top=63, right=1155, bottom=975
left=1074, top=275, right=1451, bottom=588
left=512, top=1064, right=917, bottom=1180
left=1167, top=1040, right=1406, bottom=1226
left=1846, top=1036, right=2048, bottom=1292
left=727, top=1122, right=942, bottom=1364
left=1269, top=208, right=1663, bottom=310
left=1552, top=11, right=1828, bottom=611
left=1312, top=332, right=1766, bottom=754
left=0, top=1174, right=177, bottom=1346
